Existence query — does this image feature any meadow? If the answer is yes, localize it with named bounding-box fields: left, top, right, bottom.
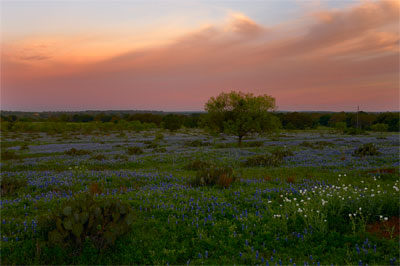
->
left=1, top=127, right=399, bottom=265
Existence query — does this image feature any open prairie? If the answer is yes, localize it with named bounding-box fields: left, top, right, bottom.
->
left=1, top=128, right=399, bottom=265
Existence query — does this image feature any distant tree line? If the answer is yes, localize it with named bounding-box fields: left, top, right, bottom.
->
left=1, top=111, right=398, bottom=132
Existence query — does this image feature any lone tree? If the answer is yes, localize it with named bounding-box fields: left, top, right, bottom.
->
left=204, top=91, right=280, bottom=145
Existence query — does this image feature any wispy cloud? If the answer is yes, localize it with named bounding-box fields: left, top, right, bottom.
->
left=2, top=0, right=399, bottom=111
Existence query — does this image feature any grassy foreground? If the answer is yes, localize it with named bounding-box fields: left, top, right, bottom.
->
left=1, top=129, right=399, bottom=265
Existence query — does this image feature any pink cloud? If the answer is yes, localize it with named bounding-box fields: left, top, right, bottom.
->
left=1, top=0, right=399, bottom=111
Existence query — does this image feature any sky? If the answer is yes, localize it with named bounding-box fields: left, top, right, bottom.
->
left=1, top=0, right=399, bottom=112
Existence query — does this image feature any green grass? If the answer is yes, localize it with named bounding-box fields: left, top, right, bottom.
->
left=1, top=130, right=399, bottom=265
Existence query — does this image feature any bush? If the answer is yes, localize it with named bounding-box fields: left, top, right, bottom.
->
left=154, top=132, right=164, bottom=142
left=353, top=143, right=380, bottom=157
left=345, top=128, right=366, bottom=135
left=126, top=146, right=143, bottom=155
left=90, top=154, right=107, bottom=161
left=241, top=141, right=264, bottom=147
left=242, top=154, right=283, bottom=167
left=271, top=146, right=294, bottom=157
left=190, top=165, right=236, bottom=188
left=300, top=141, right=333, bottom=149
left=184, top=160, right=212, bottom=170
left=153, top=147, right=167, bottom=153
left=145, top=142, right=159, bottom=149
left=213, top=141, right=263, bottom=148
left=40, top=193, right=134, bottom=251
left=184, top=140, right=210, bottom=147
left=162, top=114, right=182, bottom=132
left=371, top=123, right=388, bottom=132
left=64, top=148, right=91, bottom=156
left=1, top=150, right=19, bottom=160
left=20, top=143, right=29, bottom=151
left=114, top=154, right=129, bottom=161
left=1, top=175, right=27, bottom=196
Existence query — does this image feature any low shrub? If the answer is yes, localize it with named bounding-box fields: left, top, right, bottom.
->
left=184, top=160, right=212, bottom=170
left=241, top=141, right=264, bottom=147
left=190, top=165, right=236, bottom=188
left=153, top=147, right=167, bottom=153
left=20, top=143, right=29, bottom=150
left=154, top=132, right=164, bottom=142
left=64, top=148, right=91, bottom=156
left=40, top=193, right=134, bottom=251
left=1, top=150, right=19, bottom=160
left=242, top=154, right=283, bottom=167
left=214, top=141, right=263, bottom=149
left=90, top=154, right=107, bottom=161
left=1, top=175, right=27, bottom=196
left=145, top=142, right=159, bottom=149
left=353, top=143, right=380, bottom=157
left=300, top=141, right=333, bottom=149
left=271, top=146, right=294, bottom=158
left=126, top=146, right=143, bottom=155
left=114, top=154, right=129, bottom=161
left=184, top=140, right=210, bottom=147
left=345, top=128, right=366, bottom=135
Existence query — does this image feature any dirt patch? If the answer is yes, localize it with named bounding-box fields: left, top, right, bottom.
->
left=367, top=216, right=400, bottom=239
left=366, top=168, right=397, bottom=174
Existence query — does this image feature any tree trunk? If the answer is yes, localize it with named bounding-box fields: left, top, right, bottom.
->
left=238, top=135, right=243, bottom=146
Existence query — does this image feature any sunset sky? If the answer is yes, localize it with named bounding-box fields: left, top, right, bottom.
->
left=1, top=0, right=399, bottom=112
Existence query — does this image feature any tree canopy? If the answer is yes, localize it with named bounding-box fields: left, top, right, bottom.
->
left=204, top=91, right=280, bottom=145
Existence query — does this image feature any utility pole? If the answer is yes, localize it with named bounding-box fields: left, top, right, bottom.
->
left=356, top=106, right=359, bottom=129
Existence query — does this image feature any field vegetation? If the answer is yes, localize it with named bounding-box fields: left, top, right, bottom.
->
left=1, top=94, right=399, bottom=264
left=1, top=126, right=399, bottom=265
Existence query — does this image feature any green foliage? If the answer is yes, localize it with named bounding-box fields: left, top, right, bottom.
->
left=113, top=154, right=129, bottom=161
left=300, top=141, right=333, bottom=149
left=145, top=142, right=160, bottom=149
left=241, top=140, right=264, bottom=147
left=64, top=148, right=92, bottom=156
left=40, top=193, right=134, bottom=251
left=279, top=112, right=314, bottom=130
left=204, top=91, right=279, bottom=145
left=1, top=150, right=20, bottom=160
left=345, top=127, right=366, bottom=135
left=271, top=146, right=294, bottom=157
left=162, top=114, right=182, bottom=132
left=126, top=146, right=144, bottom=155
left=184, top=160, right=212, bottom=170
left=1, top=175, right=27, bottom=196
left=190, top=165, right=236, bottom=188
left=371, top=123, right=388, bottom=132
left=154, top=132, right=164, bottom=141
left=242, top=154, right=283, bottom=167
left=334, top=122, right=347, bottom=132
left=242, top=147, right=293, bottom=167
left=353, top=143, right=381, bottom=157
left=20, top=143, right=30, bottom=151
left=184, top=140, right=210, bottom=147
left=153, top=147, right=167, bottom=153
left=90, top=154, right=107, bottom=161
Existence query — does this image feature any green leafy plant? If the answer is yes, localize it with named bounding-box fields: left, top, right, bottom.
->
left=353, top=143, right=380, bottom=157
left=40, top=193, right=135, bottom=251
left=271, top=146, right=294, bottom=157
left=184, top=140, right=210, bottom=147
left=242, top=153, right=283, bottom=167
left=190, top=165, right=236, bottom=187
left=64, top=148, right=92, bottom=156
left=184, top=160, right=212, bottom=170
left=1, top=175, right=27, bottom=196
left=90, top=154, right=107, bottom=160
left=126, top=146, right=144, bottom=155
left=1, top=150, right=20, bottom=160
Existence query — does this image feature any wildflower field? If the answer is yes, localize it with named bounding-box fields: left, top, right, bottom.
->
left=1, top=128, right=399, bottom=265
